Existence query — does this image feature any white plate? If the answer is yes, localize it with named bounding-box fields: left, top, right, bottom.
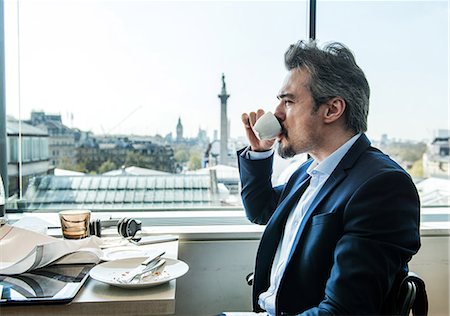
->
left=89, top=257, right=189, bottom=289
left=101, top=247, right=163, bottom=261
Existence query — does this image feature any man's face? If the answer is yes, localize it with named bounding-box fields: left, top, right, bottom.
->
left=274, top=68, right=323, bottom=158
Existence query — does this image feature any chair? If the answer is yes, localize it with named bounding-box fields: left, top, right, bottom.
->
left=244, top=271, right=428, bottom=315
left=382, top=271, right=428, bottom=316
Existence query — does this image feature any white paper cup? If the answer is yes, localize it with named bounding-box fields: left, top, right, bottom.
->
left=253, top=111, right=282, bottom=140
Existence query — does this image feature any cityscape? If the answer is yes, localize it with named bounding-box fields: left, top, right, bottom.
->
left=5, top=75, right=248, bottom=209
left=2, top=0, right=447, bottom=214
left=5, top=71, right=449, bottom=211
left=5, top=66, right=450, bottom=210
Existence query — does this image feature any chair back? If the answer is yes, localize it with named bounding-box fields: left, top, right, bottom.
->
left=382, top=271, right=428, bottom=315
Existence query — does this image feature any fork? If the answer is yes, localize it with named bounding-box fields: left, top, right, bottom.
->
left=138, top=259, right=166, bottom=281
left=118, top=258, right=166, bottom=284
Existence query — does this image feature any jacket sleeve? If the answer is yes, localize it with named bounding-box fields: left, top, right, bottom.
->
left=237, top=148, right=284, bottom=225
left=299, top=170, right=421, bottom=315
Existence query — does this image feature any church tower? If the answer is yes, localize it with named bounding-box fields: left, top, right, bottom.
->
left=218, top=73, right=230, bottom=165
left=176, top=117, right=183, bottom=142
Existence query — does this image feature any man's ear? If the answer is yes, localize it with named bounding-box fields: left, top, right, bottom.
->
left=323, top=97, right=346, bottom=124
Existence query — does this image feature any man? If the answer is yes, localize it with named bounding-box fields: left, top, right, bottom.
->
left=238, top=40, right=420, bottom=315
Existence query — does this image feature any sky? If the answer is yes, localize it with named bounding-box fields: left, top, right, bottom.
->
left=4, top=0, right=449, bottom=142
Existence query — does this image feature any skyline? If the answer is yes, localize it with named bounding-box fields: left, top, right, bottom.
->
left=7, top=108, right=443, bottom=145
left=4, top=0, right=449, bottom=142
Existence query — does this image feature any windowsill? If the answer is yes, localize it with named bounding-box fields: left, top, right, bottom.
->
left=3, top=208, right=450, bottom=316
left=5, top=207, right=450, bottom=240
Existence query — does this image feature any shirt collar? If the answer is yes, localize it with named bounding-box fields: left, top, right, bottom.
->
left=307, top=133, right=362, bottom=177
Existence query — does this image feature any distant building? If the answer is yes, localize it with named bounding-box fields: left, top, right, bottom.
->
left=169, top=118, right=210, bottom=147
left=77, top=136, right=176, bottom=173
left=380, top=133, right=389, bottom=146
left=197, top=127, right=209, bottom=145
left=423, top=129, right=450, bottom=179
left=176, top=117, right=184, bottom=142
left=164, top=132, right=173, bottom=143
left=6, top=117, right=50, bottom=196
left=27, top=111, right=76, bottom=168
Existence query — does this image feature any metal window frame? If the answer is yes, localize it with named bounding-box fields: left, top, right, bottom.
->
left=1, top=0, right=7, bottom=222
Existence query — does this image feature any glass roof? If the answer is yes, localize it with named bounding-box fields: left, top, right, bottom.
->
left=23, top=175, right=214, bottom=210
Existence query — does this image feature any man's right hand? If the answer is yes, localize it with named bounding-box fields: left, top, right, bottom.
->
left=241, top=109, right=276, bottom=152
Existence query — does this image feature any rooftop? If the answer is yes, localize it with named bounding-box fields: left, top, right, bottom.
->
left=6, top=117, right=48, bottom=136
left=21, top=174, right=216, bottom=211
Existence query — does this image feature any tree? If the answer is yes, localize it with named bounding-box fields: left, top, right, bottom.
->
left=125, top=152, right=146, bottom=168
left=381, top=142, right=427, bottom=163
left=408, top=158, right=424, bottom=178
left=57, top=157, right=77, bottom=171
left=187, top=153, right=201, bottom=170
left=73, top=162, right=88, bottom=173
left=98, top=160, right=117, bottom=174
left=174, top=149, right=190, bottom=163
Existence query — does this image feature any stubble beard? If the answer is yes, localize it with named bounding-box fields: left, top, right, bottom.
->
left=277, top=108, right=320, bottom=159
left=277, top=132, right=316, bottom=159
left=277, top=136, right=297, bottom=159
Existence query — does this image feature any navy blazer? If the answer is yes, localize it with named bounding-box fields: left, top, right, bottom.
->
left=238, top=134, right=421, bottom=315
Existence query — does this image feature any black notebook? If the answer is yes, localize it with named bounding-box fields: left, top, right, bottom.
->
left=0, top=264, right=94, bottom=306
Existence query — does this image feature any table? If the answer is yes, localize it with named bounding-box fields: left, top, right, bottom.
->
left=2, top=240, right=179, bottom=316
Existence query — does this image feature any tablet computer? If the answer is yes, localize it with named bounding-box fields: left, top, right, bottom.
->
left=0, top=264, right=94, bottom=306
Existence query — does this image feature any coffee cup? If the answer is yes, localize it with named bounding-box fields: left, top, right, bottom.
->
left=253, top=111, right=282, bottom=140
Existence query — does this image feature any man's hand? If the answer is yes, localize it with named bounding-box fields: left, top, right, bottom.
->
left=241, top=109, right=276, bottom=152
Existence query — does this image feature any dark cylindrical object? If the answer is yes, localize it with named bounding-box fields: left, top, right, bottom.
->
left=309, top=0, right=317, bottom=40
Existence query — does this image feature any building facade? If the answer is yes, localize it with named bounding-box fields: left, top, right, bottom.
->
left=6, top=117, right=50, bottom=196
left=77, top=136, right=176, bottom=173
left=27, top=111, right=76, bottom=168
left=423, top=129, right=450, bottom=179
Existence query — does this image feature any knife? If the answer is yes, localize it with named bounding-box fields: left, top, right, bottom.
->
left=120, top=250, right=165, bottom=283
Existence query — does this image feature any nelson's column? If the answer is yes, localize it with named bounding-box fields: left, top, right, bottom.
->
left=218, top=73, right=230, bottom=165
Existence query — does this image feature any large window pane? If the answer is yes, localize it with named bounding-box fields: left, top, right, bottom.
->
left=4, top=0, right=308, bottom=211
left=317, top=0, right=449, bottom=207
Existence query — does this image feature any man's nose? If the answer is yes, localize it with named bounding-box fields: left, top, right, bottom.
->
left=274, top=102, right=285, bottom=121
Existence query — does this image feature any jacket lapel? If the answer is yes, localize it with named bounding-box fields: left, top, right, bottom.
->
left=262, top=173, right=311, bottom=245
left=286, top=134, right=371, bottom=263
left=254, top=172, right=312, bottom=303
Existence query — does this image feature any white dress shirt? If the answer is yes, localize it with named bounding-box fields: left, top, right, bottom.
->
left=242, top=134, right=361, bottom=315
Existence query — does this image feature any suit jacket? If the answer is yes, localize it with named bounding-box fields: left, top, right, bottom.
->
left=237, top=134, right=421, bottom=315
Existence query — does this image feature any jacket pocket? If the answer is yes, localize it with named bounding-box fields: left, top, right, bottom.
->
left=311, top=212, right=337, bottom=226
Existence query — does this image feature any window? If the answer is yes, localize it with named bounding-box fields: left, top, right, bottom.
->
left=2, top=0, right=448, bottom=218
left=4, top=0, right=309, bottom=211
left=317, top=0, right=449, bottom=208
left=8, top=137, right=17, bottom=162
